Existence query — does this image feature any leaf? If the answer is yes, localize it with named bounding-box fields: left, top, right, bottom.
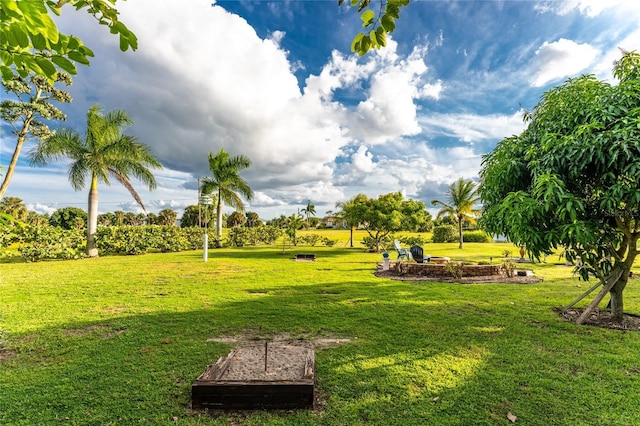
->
left=507, top=412, right=517, bottom=423
left=0, top=65, right=15, bottom=81
left=351, top=32, right=364, bottom=53
left=361, top=10, right=375, bottom=29
left=51, top=55, right=77, bottom=74
left=10, top=24, right=30, bottom=48
left=68, top=51, right=90, bottom=65
left=432, top=396, right=440, bottom=403
left=374, top=26, right=387, bottom=47
left=34, top=56, right=57, bottom=79
left=30, top=32, right=48, bottom=50
left=381, top=14, right=396, bottom=32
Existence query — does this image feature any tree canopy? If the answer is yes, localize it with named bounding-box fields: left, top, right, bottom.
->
left=350, top=192, right=429, bottom=252
left=479, top=50, right=640, bottom=323
left=0, top=0, right=136, bottom=82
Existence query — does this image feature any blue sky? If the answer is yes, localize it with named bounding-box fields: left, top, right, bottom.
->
left=2, top=0, right=639, bottom=220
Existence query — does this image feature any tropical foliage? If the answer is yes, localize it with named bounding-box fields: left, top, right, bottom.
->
left=0, top=72, right=71, bottom=199
left=432, top=178, right=480, bottom=249
left=29, top=104, right=162, bottom=257
left=350, top=192, right=430, bottom=252
left=200, top=149, right=254, bottom=247
left=0, top=0, right=136, bottom=82
left=339, top=0, right=410, bottom=56
left=479, top=50, right=640, bottom=323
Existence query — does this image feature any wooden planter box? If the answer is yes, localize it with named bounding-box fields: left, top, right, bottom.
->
left=192, top=343, right=315, bottom=410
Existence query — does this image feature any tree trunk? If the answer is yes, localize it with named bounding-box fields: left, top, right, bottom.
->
left=349, top=226, right=354, bottom=248
left=0, top=124, right=31, bottom=200
left=87, top=177, right=99, bottom=258
left=216, top=200, right=223, bottom=248
left=458, top=216, right=463, bottom=249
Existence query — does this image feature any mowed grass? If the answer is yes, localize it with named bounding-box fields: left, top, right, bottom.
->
left=1, top=234, right=640, bottom=425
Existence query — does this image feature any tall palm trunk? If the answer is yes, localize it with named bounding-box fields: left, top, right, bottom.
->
left=216, top=192, right=223, bottom=248
left=350, top=226, right=354, bottom=248
left=458, top=214, right=464, bottom=249
left=87, top=174, right=99, bottom=257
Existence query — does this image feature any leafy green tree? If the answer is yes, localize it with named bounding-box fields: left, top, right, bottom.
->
left=113, top=210, right=125, bottom=226
left=0, top=196, right=28, bottom=221
left=29, top=104, right=162, bottom=257
left=0, top=0, right=137, bottom=82
left=339, top=0, right=410, bottom=56
left=123, top=211, right=140, bottom=226
left=145, top=212, right=158, bottom=225
left=200, top=149, right=254, bottom=248
left=49, top=206, right=86, bottom=230
left=26, top=211, right=49, bottom=227
left=227, top=211, right=245, bottom=228
left=479, top=50, right=640, bottom=324
left=336, top=194, right=369, bottom=248
left=0, top=72, right=71, bottom=199
left=97, top=212, right=115, bottom=226
left=431, top=178, right=480, bottom=249
left=157, top=208, right=177, bottom=226
left=266, top=214, right=288, bottom=228
left=245, top=211, right=260, bottom=227
left=285, top=212, right=303, bottom=246
left=179, top=205, right=214, bottom=228
left=351, top=192, right=429, bottom=252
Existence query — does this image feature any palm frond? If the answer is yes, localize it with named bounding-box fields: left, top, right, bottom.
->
left=110, top=168, right=147, bottom=212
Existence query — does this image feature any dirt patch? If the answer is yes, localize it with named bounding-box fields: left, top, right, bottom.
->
left=374, top=269, right=542, bottom=284
left=555, top=308, right=640, bottom=331
left=0, top=347, right=18, bottom=363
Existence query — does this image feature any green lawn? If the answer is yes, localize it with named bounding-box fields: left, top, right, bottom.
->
left=1, top=238, right=639, bottom=425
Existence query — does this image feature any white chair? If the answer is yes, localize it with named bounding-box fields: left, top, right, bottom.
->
left=394, top=239, right=410, bottom=260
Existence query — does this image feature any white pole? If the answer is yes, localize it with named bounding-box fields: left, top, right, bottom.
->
left=203, top=232, right=208, bottom=262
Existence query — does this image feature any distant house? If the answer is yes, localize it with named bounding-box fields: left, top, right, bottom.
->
left=322, top=216, right=347, bottom=229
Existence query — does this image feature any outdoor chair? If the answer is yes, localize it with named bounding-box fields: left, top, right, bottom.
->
left=410, top=245, right=431, bottom=263
left=394, top=239, right=411, bottom=260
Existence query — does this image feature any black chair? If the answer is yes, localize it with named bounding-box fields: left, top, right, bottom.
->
left=410, top=245, right=424, bottom=263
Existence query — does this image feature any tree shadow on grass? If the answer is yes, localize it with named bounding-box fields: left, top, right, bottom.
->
left=2, top=279, right=640, bottom=425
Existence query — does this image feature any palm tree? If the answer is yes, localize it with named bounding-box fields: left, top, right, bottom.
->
left=431, top=178, right=480, bottom=249
left=301, top=200, right=316, bottom=228
left=0, top=196, right=28, bottom=222
left=29, top=104, right=162, bottom=257
left=157, top=208, right=177, bottom=226
left=200, top=148, right=253, bottom=247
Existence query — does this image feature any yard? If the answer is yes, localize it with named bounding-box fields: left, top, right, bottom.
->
left=1, top=237, right=639, bottom=425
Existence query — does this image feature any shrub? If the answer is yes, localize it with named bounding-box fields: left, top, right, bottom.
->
left=399, top=235, right=427, bottom=247
left=445, top=261, right=465, bottom=279
left=17, top=225, right=87, bottom=261
left=431, top=225, right=457, bottom=243
left=361, top=234, right=395, bottom=252
left=502, top=259, right=516, bottom=277
left=462, top=231, right=493, bottom=243
left=226, top=226, right=283, bottom=247
left=322, top=237, right=337, bottom=247
left=299, top=234, right=322, bottom=246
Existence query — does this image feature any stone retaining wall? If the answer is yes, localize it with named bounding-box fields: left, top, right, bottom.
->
left=390, top=262, right=502, bottom=277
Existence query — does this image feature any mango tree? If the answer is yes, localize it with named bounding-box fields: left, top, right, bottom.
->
left=479, top=50, right=640, bottom=323
left=351, top=191, right=429, bottom=252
